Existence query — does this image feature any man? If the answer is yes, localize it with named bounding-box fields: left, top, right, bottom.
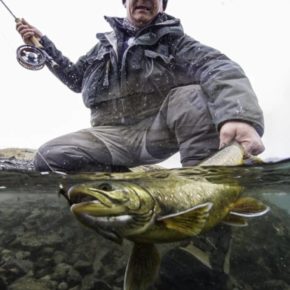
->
left=16, top=0, right=264, bottom=172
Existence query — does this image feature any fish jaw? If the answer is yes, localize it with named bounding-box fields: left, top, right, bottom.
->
left=68, top=184, right=131, bottom=244
left=72, top=210, right=126, bottom=244
left=69, top=186, right=128, bottom=216
left=67, top=181, right=156, bottom=241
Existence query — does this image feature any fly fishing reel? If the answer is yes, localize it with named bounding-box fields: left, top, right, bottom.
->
left=16, top=44, right=46, bottom=70
left=0, top=0, right=56, bottom=70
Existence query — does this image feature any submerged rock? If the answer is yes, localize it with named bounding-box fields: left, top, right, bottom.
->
left=8, top=277, right=55, bottom=290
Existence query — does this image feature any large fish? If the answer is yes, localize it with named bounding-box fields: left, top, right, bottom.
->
left=66, top=143, right=269, bottom=290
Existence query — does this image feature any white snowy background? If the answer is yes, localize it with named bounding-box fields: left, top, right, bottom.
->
left=0, top=0, right=289, bottom=167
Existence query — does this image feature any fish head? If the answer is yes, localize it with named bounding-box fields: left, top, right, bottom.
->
left=68, top=180, right=156, bottom=244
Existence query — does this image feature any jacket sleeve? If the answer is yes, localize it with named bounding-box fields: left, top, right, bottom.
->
left=40, top=36, right=98, bottom=93
left=174, top=34, right=264, bottom=136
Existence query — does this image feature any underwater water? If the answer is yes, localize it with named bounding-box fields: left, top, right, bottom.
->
left=0, top=161, right=290, bottom=290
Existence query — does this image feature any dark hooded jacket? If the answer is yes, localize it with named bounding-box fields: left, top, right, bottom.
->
left=40, top=13, right=264, bottom=134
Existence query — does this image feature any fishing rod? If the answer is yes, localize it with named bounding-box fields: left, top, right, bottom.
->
left=0, top=0, right=55, bottom=70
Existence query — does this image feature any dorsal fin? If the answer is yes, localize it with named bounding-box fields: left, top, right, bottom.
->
left=157, top=202, right=213, bottom=236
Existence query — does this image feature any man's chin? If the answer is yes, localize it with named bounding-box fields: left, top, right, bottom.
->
left=132, top=16, right=154, bottom=27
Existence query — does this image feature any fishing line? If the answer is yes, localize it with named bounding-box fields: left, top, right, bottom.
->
left=36, top=149, right=73, bottom=208
left=36, top=150, right=67, bottom=175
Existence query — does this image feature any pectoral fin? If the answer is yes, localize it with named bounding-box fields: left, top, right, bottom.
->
left=124, top=243, right=160, bottom=290
left=157, top=202, right=213, bottom=236
left=223, top=197, right=270, bottom=227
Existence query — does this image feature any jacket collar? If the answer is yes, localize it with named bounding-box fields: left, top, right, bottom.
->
left=99, top=13, right=182, bottom=37
left=96, top=13, right=184, bottom=48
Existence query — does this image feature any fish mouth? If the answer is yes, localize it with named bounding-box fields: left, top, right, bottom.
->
left=69, top=192, right=98, bottom=204
left=68, top=185, right=128, bottom=216
left=68, top=186, right=126, bottom=244
left=66, top=182, right=155, bottom=243
left=68, top=186, right=113, bottom=208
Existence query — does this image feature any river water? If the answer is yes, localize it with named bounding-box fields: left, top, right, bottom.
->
left=0, top=160, right=290, bottom=290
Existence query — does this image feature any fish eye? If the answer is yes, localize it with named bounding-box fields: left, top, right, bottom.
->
left=98, top=183, right=113, bottom=191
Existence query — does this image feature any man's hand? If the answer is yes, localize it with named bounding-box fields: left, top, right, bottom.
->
left=219, top=121, right=265, bottom=156
left=16, top=19, right=43, bottom=45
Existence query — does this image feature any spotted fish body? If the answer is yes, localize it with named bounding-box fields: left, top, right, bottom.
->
left=67, top=143, right=269, bottom=290
left=128, top=177, right=242, bottom=243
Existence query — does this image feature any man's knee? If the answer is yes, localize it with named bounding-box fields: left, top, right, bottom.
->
left=33, top=144, right=52, bottom=172
left=33, top=143, right=83, bottom=172
left=33, top=133, right=113, bottom=172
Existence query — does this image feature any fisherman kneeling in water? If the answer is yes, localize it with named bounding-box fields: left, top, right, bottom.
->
left=16, top=1, right=265, bottom=288
left=16, top=0, right=264, bottom=172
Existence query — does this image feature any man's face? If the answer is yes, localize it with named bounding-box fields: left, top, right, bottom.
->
left=125, top=0, right=163, bottom=28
